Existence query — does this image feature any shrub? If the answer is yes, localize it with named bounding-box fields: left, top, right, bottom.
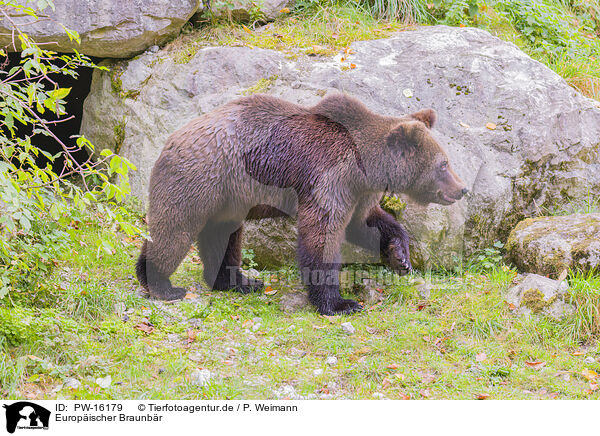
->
left=0, top=0, right=140, bottom=301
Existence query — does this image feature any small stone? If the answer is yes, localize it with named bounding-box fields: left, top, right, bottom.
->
left=313, top=369, right=323, bottom=376
left=584, top=356, right=596, bottom=364
left=95, top=375, right=112, bottom=389
left=148, top=45, right=159, bottom=53
left=247, top=269, right=261, bottom=279
left=64, top=378, right=81, bottom=390
left=341, top=322, right=356, bottom=335
left=280, top=292, right=310, bottom=313
left=417, top=283, right=432, bottom=299
left=190, top=369, right=212, bottom=387
left=325, top=356, right=338, bottom=366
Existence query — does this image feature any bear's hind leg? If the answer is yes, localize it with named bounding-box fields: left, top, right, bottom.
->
left=137, top=231, right=192, bottom=301
left=198, top=222, right=264, bottom=294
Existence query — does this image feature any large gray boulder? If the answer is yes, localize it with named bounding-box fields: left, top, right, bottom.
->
left=506, top=273, right=575, bottom=319
left=506, top=214, right=600, bottom=277
left=0, top=0, right=200, bottom=58
left=80, top=25, right=600, bottom=269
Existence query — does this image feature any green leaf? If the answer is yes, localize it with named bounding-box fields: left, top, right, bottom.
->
left=50, top=87, right=71, bottom=100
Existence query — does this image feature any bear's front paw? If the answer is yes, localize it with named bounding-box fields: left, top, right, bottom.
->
left=319, top=298, right=363, bottom=315
left=384, top=237, right=412, bottom=275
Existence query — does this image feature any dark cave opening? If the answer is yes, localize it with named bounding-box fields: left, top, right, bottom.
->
left=3, top=52, right=98, bottom=173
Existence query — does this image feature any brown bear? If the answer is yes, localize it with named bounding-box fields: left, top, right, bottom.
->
left=136, top=93, right=467, bottom=315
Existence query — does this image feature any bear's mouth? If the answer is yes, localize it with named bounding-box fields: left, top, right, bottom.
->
left=437, top=191, right=456, bottom=205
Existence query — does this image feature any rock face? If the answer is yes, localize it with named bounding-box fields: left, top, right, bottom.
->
left=0, top=0, right=200, bottom=58
left=80, top=25, right=600, bottom=268
left=506, top=214, right=600, bottom=277
left=506, top=273, right=575, bottom=319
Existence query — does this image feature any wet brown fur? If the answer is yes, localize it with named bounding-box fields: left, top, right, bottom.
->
left=136, top=93, right=466, bottom=315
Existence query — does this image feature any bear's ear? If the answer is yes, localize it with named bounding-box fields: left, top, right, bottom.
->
left=409, top=108, right=436, bottom=129
left=386, top=121, right=423, bottom=150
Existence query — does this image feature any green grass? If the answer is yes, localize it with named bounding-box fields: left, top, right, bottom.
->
left=1, top=207, right=599, bottom=400
left=166, top=3, right=412, bottom=61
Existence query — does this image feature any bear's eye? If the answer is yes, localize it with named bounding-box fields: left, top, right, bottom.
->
left=440, top=161, right=448, bottom=171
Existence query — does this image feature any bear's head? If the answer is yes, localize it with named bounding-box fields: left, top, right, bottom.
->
left=384, top=109, right=467, bottom=205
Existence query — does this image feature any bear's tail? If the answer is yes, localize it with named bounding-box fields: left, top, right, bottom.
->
left=136, top=240, right=149, bottom=289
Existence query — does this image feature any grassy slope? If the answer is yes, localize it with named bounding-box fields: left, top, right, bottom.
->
left=1, top=214, right=599, bottom=400
left=2, top=1, right=600, bottom=400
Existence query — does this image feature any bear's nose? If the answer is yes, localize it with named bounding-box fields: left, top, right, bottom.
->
left=461, top=187, right=469, bottom=196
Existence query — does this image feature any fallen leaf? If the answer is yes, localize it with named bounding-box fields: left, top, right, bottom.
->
left=421, top=372, right=436, bottom=384
left=590, top=381, right=599, bottom=391
left=231, top=315, right=240, bottom=321
left=381, top=378, right=392, bottom=389
left=525, top=360, right=546, bottom=370
left=476, top=353, right=487, bottom=362
left=386, top=363, right=399, bottom=370
left=422, top=335, right=430, bottom=342
left=583, top=369, right=598, bottom=381
left=393, top=373, right=405, bottom=381
left=242, top=24, right=252, bottom=34
left=312, top=324, right=327, bottom=330
left=184, top=292, right=198, bottom=299
left=242, top=319, right=254, bottom=328
left=279, top=7, right=290, bottom=13
left=399, top=392, right=411, bottom=400
left=459, top=121, right=470, bottom=128
left=264, top=287, right=278, bottom=296
left=571, top=351, right=585, bottom=356
left=349, top=63, right=356, bottom=69
left=475, top=393, right=490, bottom=400
left=419, top=389, right=431, bottom=398
left=549, top=392, right=559, bottom=399
left=486, top=122, right=497, bottom=130
left=134, top=322, right=154, bottom=335
left=367, top=301, right=383, bottom=311
left=187, top=329, right=197, bottom=345
left=417, top=302, right=429, bottom=311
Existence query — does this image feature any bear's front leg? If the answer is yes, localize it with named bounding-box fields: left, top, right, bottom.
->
left=365, top=205, right=412, bottom=275
left=297, top=203, right=362, bottom=315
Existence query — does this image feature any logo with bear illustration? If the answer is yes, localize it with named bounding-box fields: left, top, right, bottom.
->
left=2, top=402, right=50, bottom=433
